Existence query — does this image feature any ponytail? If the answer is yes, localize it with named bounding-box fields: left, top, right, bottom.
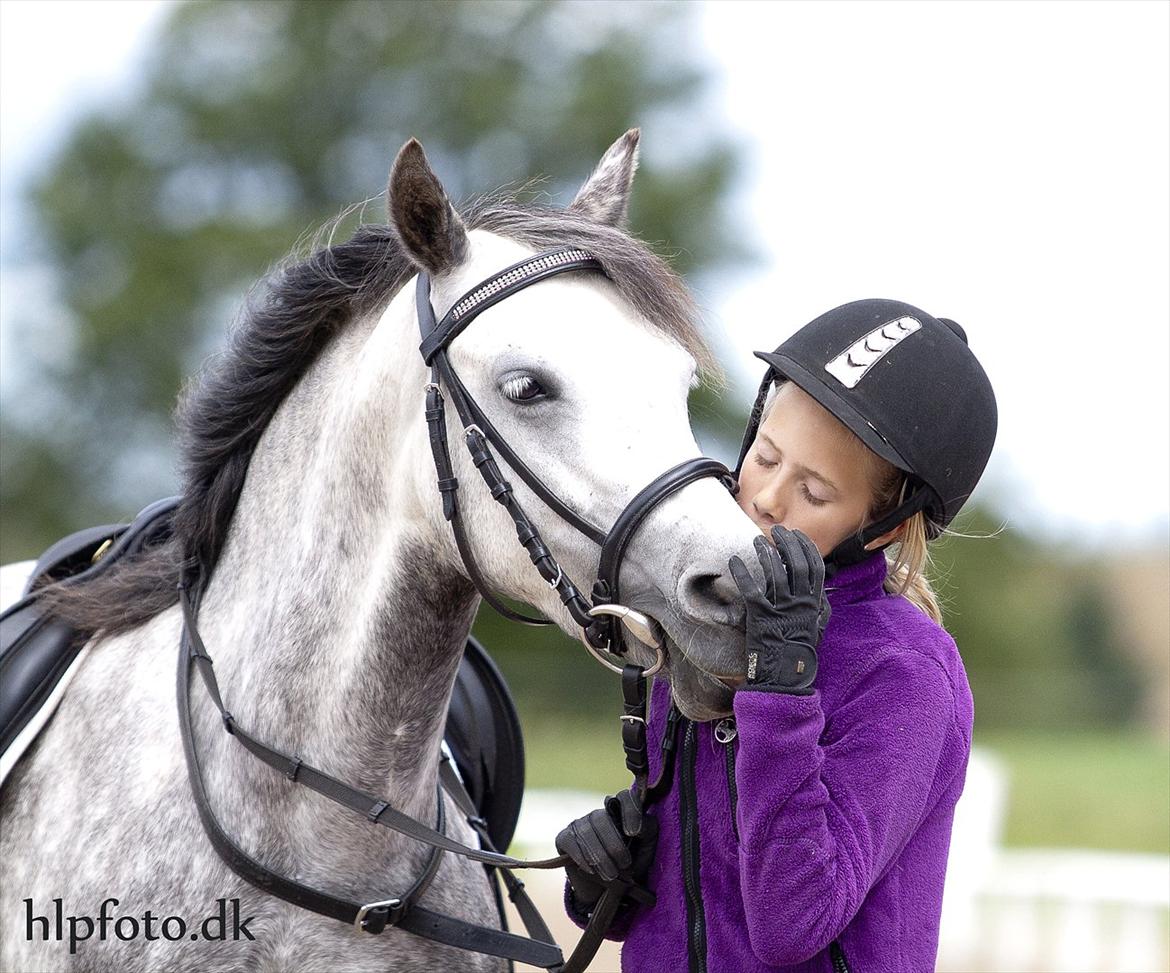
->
left=883, top=511, right=942, bottom=624
left=868, top=463, right=943, bottom=624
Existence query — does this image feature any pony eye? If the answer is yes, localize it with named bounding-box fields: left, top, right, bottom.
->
left=500, top=375, right=547, bottom=403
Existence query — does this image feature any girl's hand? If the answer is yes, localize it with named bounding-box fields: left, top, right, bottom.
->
left=555, top=788, right=658, bottom=915
left=728, top=525, right=830, bottom=694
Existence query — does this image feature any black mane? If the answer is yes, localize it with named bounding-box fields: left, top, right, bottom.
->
left=45, top=196, right=716, bottom=635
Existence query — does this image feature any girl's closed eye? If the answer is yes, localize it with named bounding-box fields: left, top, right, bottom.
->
left=753, top=452, right=777, bottom=469
left=801, top=483, right=828, bottom=506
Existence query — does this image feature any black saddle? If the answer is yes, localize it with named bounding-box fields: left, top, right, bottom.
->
left=0, top=498, right=525, bottom=852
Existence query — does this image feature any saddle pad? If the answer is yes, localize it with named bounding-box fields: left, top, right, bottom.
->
left=0, top=499, right=177, bottom=790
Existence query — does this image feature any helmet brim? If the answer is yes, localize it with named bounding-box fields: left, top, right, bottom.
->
left=752, top=350, right=914, bottom=474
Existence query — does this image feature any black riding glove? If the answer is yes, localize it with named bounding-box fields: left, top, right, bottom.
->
left=555, top=788, right=658, bottom=917
left=728, top=525, right=831, bottom=694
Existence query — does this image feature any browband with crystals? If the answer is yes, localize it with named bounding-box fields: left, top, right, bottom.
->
left=419, top=249, right=603, bottom=365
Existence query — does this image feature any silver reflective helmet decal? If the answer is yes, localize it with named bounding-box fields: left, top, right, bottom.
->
left=824, top=316, right=922, bottom=389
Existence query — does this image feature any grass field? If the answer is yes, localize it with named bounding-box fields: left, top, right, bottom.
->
left=521, top=715, right=1170, bottom=854
left=975, top=728, right=1170, bottom=854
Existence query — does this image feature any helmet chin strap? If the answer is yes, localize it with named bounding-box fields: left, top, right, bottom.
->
left=824, top=484, right=933, bottom=576
left=734, top=369, right=776, bottom=478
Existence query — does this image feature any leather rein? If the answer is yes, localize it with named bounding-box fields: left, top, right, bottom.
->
left=178, top=247, right=734, bottom=972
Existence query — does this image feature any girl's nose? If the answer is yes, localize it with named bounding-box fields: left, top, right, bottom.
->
left=752, top=490, right=785, bottom=527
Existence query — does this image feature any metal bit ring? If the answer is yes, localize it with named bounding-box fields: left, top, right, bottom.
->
left=578, top=604, right=666, bottom=677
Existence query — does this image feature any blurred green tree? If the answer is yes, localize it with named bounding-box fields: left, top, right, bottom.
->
left=1, top=0, right=747, bottom=561
left=930, top=505, right=1145, bottom=731
left=2, top=0, right=1149, bottom=744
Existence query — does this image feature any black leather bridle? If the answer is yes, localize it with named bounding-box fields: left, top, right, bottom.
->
left=177, top=247, right=735, bottom=973
left=416, top=247, right=735, bottom=661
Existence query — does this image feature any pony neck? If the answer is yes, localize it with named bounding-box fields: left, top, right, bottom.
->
left=190, top=293, right=477, bottom=871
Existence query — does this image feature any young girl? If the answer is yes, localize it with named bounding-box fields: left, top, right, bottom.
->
left=557, top=298, right=998, bottom=972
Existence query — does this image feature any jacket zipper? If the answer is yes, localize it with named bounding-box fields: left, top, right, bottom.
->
left=829, top=940, right=852, bottom=973
left=714, top=717, right=739, bottom=843
left=680, top=719, right=708, bottom=973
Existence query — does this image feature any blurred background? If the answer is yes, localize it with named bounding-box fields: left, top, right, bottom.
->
left=1, top=1, right=1166, bottom=970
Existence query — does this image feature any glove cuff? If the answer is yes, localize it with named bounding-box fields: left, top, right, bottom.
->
left=564, top=882, right=601, bottom=924
left=740, top=683, right=816, bottom=696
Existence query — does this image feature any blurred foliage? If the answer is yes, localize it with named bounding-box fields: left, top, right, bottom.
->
left=928, top=506, right=1146, bottom=731
left=1, top=0, right=746, bottom=560
left=2, top=0, right=1158, bottom=755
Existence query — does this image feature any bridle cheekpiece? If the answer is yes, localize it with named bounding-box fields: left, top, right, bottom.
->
left=415, top=247, right=735, bottom=668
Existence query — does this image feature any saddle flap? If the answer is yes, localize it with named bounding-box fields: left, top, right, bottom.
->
left=445, top=635, right=525, bottom=853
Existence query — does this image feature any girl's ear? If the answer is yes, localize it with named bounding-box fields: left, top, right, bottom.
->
left=864, top=521, right=907, bottom=551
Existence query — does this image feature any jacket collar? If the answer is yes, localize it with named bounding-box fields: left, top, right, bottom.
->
left=825, top=550, right=887, bottom=606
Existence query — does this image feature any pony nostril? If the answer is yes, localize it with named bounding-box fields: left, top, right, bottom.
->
left=681, top=570, right=738, bottom=611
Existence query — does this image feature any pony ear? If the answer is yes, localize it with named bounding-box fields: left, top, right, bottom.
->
left=387, top=139, right=470, bottom=274
left=568, top=129, right=640, bottom=227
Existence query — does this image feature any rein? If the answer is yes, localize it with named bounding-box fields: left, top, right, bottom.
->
left=177, top=581, right=567, bottom=969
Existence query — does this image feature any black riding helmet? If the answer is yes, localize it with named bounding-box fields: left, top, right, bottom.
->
left=734, top=298, right=998, bottom=572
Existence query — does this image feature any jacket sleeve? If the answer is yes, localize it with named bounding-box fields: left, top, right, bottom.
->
left=730, top=649, right=962, bottom=967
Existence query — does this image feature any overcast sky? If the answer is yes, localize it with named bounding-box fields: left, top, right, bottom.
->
left=2, top=0, right=1167, bottom=546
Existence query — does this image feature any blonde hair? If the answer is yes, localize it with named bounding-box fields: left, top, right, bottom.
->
left=866, top=462, right=942, bottom=623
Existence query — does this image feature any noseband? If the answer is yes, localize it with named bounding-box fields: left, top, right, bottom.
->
left=416, top=247, right=735, bottom=666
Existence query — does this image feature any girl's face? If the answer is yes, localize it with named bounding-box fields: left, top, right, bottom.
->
left=737, top=382, right=881, bottom=555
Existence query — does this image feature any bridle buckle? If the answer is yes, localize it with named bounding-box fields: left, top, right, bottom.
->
left=355, top=897, right=403, bottom=933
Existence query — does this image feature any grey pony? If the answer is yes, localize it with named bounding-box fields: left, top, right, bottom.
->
left=0, top=133, right=759, bottom=972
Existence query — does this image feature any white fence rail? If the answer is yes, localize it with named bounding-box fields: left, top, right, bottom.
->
left=949, top=849, right=1170, bottom=973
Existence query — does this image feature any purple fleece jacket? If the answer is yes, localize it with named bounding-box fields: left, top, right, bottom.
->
left=574, top=552, right=973, bottom=973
